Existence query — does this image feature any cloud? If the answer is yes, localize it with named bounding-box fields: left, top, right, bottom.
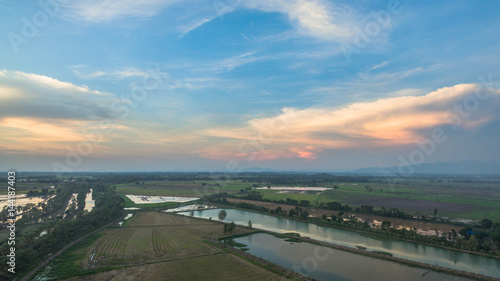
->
left=371, top=61, right=389, bottom=71
left=0, top=70, right=118, bottom=121
left=62, top=0, right=181, bottom=23
left=200, top=84, right=500, bottom=161
left=360, top=66, right=426, bottom=81
left=243, top=0, right=359, bottom=42
left=0, top=70, right=125, bottom=153
left=72, top=66, right=153, bottom=80
left=71, top=65, right=222, bottom=90
left=62, top=0, right=376, bottom=48
left=210, top=51, right=261, bottom=72
left=178, top=17, right=212, bottom=35
left=172, top=0, right=366, bottom=45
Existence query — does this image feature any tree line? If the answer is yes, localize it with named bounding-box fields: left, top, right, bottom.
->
left=0, top=182, right=124, bottom=277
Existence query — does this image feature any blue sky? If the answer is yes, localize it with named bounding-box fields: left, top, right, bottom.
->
left=1, top=0, right=499, bottom=172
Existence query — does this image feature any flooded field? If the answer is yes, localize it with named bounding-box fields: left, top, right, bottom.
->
left=0, top=194, right=55, bottom=209
left=119, top=213, right=134, bottom=227
left=125, top=195, right=199, bottom=204
left=163, top=204, right=217, bottom=213
left=255, top=186, right=330, bottom=191
left=84, top=189, right=95, bottom=212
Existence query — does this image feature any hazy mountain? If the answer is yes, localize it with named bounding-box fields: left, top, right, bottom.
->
left=353, top=160, right=500, bottom=175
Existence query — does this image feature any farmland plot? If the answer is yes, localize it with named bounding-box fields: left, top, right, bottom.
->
left=84, top=212, right=251, bottom=268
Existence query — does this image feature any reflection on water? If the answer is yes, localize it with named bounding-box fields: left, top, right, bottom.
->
left=84, top=189, right=95, bottom=212
left=231, top=233, right=472, bottom=281
left=0, top=194, right=54, bottom=209
left=184, top=208, right=500, bottom=278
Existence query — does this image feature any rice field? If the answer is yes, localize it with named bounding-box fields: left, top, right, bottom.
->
left=71, top=253, right=286, bottom=281
left=116, top=180, right=251, bottom=197
left=37, top=211, right=285, bottom=280
left=83, top=212, right=254, bottom=268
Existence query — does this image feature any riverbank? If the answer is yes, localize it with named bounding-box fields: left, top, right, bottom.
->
left=210, top=201, right=500, bottom=260
left=218, top=228, right=499, bottom=281
left=176, top=209, right=500, bottom=280
left=208, top=238, right=314, bottom=281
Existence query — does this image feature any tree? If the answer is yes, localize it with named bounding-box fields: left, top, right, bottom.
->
left=434, top=208, right=438, bottom=218
left=381, top=220, right=391, bottom=230
left=223, top=223, right=228, bottom=233
left=248, top=220, right=252, bottom=229
left=218, top=210, right=227, bottom=221
left=451, top=229, right=458, bottom=240
left=481, top=218, right=493, bottom=229
left=227, top=222, right=236, bottom=233
left=300, top=211, right=309, bottom=219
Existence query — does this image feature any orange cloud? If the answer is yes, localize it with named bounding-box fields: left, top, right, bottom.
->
left=200, top=83, right=500, bottom=161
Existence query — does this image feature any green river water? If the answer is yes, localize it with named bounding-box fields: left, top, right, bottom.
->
left=183, top=208, right=500, bottom=280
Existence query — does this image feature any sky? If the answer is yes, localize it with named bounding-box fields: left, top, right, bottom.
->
left=1, top=0, right=500, bottom=172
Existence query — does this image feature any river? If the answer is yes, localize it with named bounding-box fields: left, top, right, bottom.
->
left=230, top=232, right=472, bottom=281
left=182, top=208, right=500, bottom=279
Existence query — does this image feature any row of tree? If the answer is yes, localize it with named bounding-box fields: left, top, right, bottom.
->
left=0, top=182, right=124, bottom=277
left=207, top=192, right=500, bottom=255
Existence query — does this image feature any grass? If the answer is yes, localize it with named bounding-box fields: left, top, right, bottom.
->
left=69, top=253, right=288, bottom=281
left=115, top=180, right=252, bottom=197
left=0, top=181, right=55, bottom=195
left=115, top=178, right=500, bottom=221
left=39, top=211, right=286, bottom=280
left=35, top=232, right=112, bottom=279
left=257, top=180, right=500, bottom=221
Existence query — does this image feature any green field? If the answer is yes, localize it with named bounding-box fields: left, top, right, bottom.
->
left=119, top=194, right=183, bottom=209
left=253, top=180, right=500, bottom=221
left=37, top=212, right=289, bottom=280
left=0, top=181, right=51, bottom=195
left=65, top=253, right=286, bottom=281
left=115, top=178, right=500, bottom=221
left=116, top=180, right=252, bottom=197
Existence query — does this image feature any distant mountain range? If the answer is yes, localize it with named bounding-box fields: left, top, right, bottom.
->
left=352, top=160, right=500, bottom=175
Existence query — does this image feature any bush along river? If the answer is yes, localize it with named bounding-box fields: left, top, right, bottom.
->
left=181, top=208, right=500, bottom=279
